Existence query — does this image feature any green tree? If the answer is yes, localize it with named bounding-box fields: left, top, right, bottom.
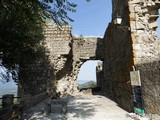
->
left=0, top=0, right=91, bottom=82
left=0, top=0, right=77, bottom=82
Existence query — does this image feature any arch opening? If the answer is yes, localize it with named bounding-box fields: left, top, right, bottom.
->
left=77, top=60, right=102, bottom=90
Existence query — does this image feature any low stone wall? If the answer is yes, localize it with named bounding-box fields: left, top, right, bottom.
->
left=21, top=92, right=48, bottom=109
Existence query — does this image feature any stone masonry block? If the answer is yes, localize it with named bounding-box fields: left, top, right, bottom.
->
left=128, top=0, right=144, bottom=4
left=149, top=21, right=158, bottom=28
left=132, top=44, right=142, bottom=51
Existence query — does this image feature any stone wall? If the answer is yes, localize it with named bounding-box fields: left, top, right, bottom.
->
left=73, top=36, right=103, bottom=61
left=128, top=0, right=160, bottom=114
left=19, top=49, right=53, bottom=96
left=96, top=61, right=103, bottom=88
left=103, top=0, right=160, bottom=114
left=21, top=92, right=48, bottom=109
left=19, top=22, right=103, bottom=108
left=44, top=24, right=103, bottom=96
left=103, top=0, right=134, bottom=112
left=43, top=23, right=76, bottom=96
left=18, top=0, right=160, bottom=113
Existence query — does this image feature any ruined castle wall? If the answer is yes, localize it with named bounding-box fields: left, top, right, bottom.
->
left=72, top=36, right=103, bottom=89
left=43, top=23, right=77, bottom=96
left=19, top=0, right=160, bottom=113
left=128, top=0, right=160, bottom=114
left=103, top=0, right=160, bottom=114
left=44, top=25, right=103, bottom=96
left=18, top=23, right=75, bottom=108
left=19, top=22, right=103, bottom=107
left=73, top=36, right=103, bottom=61
left=103, top=0, right=133, bottom=112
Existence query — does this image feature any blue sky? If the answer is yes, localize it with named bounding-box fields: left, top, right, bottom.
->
left=68, top=0, right=112, bottom=82
left=77, top=60, right=100, bottom=82
left=68, top=0, right=112, bottom=36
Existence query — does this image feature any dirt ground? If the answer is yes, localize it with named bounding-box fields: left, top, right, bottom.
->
left=21, top=92, right=135, bottom=120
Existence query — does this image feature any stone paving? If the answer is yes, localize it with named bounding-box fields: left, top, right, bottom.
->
left=22, top=93, right=135, bottom=120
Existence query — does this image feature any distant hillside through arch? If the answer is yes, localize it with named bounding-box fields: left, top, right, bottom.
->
left=77, top=60, right=101, bottom=84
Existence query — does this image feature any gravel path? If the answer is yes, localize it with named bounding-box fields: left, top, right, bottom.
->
left=22, top=93, right=134, bottom=120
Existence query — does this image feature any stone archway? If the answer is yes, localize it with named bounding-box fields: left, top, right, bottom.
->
left=52, top=30, right=104, bottom=96
left=77, top=60, right=101, bottom=85
left=18, top=0, right=160, bottom=114
left=19, top=23, right=104, bottom=97
left=18, top=23, right=104, bottom=110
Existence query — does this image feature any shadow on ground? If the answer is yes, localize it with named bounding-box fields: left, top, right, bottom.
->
left=21, top=99, right=67, bottom=120
left=67, top=96, right=96, bottom=119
